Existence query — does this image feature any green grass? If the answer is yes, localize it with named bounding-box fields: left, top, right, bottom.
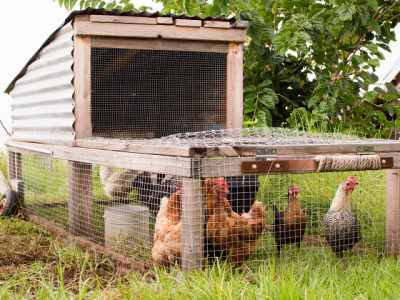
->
left=1, top=216, right=400, bottom=299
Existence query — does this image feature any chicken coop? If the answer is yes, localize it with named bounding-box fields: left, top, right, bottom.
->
left=4, top=9, right=400, bottom=273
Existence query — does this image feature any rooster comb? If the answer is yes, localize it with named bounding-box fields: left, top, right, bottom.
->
left=347, top=175, right=359, bottom=184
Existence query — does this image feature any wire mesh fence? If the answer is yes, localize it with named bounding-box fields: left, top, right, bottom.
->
left=14, top=148, right=398, bottom=270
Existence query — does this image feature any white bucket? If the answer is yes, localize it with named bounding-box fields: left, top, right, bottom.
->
left=104, top=205, right=150, bottom=247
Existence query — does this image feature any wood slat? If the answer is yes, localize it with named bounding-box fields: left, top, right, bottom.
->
left=233, top=20, right=250, bottom=29
left=74, top=21, right=248, bottom=42
left=174, top=19, right=202, bottom=27
left=203, top=20, right=231, bottom=28
left=157, top=17, right=173, bottom=25
left=5, top=140, right=193, bottom=177
left=386, top=168, right=400, bottom=257
left=90, top=15, right=157, bottom=25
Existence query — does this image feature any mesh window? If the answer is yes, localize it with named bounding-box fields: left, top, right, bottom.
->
left=91, top=47, right=227, bottom=139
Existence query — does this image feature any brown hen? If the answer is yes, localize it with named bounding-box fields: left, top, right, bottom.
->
left=152, top=189, right=182, bottom=268
left=206, top=178, right=266, bottom=266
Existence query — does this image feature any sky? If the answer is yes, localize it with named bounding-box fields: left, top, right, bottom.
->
left=0, top=1, right=399, bottom=149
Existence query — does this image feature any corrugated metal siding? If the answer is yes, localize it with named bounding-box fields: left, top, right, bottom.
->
left=10, top=22, right=75, bottom=146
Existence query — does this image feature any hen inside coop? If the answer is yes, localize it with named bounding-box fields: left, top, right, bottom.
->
left=11, top=128, right=400, bottom=270
left=90, top=39, right=228, bottom=139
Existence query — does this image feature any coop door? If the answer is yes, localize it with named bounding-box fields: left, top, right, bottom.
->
left=90, top=38, right=229, bottom=139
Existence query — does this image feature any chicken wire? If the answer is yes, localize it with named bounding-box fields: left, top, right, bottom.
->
left=12, top=149, right=399, bottom=270
left=90, top=44, right=227, bottom=139
left=83, top=127, right=400, bottom=147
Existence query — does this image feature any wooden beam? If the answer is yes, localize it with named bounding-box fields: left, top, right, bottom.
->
left=68, top=161, right=93, bottom=239
left=226, top=43, right=244, bottom=130
left=181, top=177, right=204, bottom=273
left=72, top=35, right=91, bottom=140
left=386, top=168, right=400, bottom=257
left=5, top=140, right=193, bottom=177
left=91, top=37, right=229, bottom=53
left=204, top=143, right=400, bottom=157
left=74, top=21, right=248, bottom=42
left=90, top=15, right=157, bottom=25
left=70, top=139, right=206, bottom=157
left=174, top=19, right=202, bottom=27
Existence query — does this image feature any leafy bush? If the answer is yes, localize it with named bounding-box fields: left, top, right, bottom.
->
left=56, top=0, right=400, bottom=137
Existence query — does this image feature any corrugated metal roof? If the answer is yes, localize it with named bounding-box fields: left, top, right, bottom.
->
left=4, top=8, right=243, bottom=94
left=9, top=23, right=75, bottom=146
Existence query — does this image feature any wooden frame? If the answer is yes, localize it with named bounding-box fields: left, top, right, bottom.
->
left=74, top=21, right=247, bottom=43
left=72, top=34, right=91, bottom=140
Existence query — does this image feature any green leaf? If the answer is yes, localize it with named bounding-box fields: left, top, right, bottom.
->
left=85, top=0, right=92, bottom=8
left=385, top=82, right=399, bottom=95
left=337, top=4, right=355, bottom=21
left=59, top=0, right=64, bottom=8
left=70, top=0, right=78, bottom=10
left=307, top=95, right=319, bottom=108
left=79, top=0, right=85, bottom=9
left=365, top=91, right=376, bottom=102
left=256, top=109, right=272, bottom=127
left=244, top=85, right=257, bottom=93
left=367, top=0, right=378, bottom=12
left=318, top=101, right=327, bottom=112
left=248, top=22, right=263, bottom=46
left=98, top=0, right=106, bottom=8
left=243, top=100, right=256, bottom=113
left=91, top=0, right=101, bottom=7
left=370, top=20, right=381, bottom=35
left=260, top=95, right=275, bottom=109
left=368, top=59, right=380, bottom=67
left=122, top=3, right=134, bottom=11
left=364, top=43, right=378, bottom=53
left=262, top=88, right=279, bottom=103
left=244, top=92, right=256, bottom=102
left=385, top=94, right=398, bottom=102
left=374, top=87, right=387, bottom=95
left=258, top=80, right=272, bottom=89
left=298, top=31, right=312, bottom=43
left=106, top=1, right=116, bottom=10
left=383, top=103, right=395, bottom=115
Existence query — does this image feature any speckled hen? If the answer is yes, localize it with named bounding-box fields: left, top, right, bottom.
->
left=322, top=175, right=361, bottom=258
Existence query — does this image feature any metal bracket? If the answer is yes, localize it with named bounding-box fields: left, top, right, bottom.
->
left=256, top=148, right=277, bottom=161
left=357, top=146, right=374, bottom=155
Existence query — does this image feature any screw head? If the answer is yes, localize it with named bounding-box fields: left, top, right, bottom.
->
left=252, top=164, right=257, bottom=169
left=275, top=164, right=280, bottom=169
left=382, top=159, right=386, bottom=164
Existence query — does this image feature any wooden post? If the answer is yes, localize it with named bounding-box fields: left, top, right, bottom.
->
left=7, top=152, right=15, bottom=180
left=386, top=168, right=400, bottom=256
left=181, top=177, right=204, bottom=273
left=72, top=34, right=92, bottom=140
left=68, top=161, right=93, bottom=239
left=226, top=42, right=244, bottom=130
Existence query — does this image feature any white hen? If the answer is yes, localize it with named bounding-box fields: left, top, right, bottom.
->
left=99, top=166, right=138, bottom=199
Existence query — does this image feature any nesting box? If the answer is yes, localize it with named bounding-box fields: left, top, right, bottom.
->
left=5, top=9, right=248, bottom=145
